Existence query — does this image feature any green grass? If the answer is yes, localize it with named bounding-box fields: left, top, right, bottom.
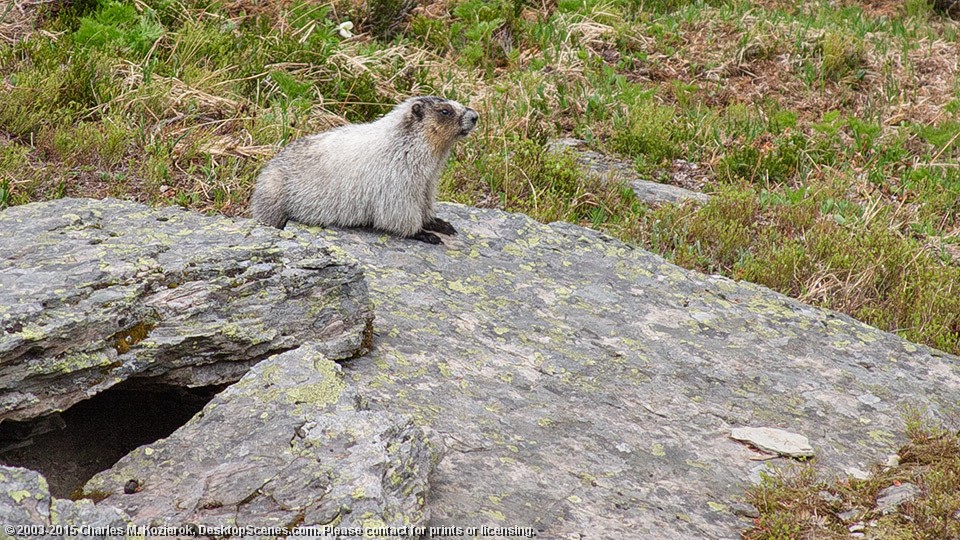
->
left=744, top=412, right=960, bottom=540
left=1, top=0, right=959, bottom=359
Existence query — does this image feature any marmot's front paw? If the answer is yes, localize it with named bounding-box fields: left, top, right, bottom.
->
left=411, top=230, right=442, bottom=244
left=422, top=217, right=457, bottom=236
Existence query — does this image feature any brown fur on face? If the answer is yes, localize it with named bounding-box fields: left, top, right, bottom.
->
left=411, top=97, right=478, bottom=158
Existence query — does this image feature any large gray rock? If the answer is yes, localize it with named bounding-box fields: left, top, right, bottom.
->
left=547, top=137, right=711, bottom=205
left=81, top=344, right=435, bottom=536
left=316, top=203, right=959, bottom=539
left=0, top=199, right=373, bottom=422
left=3, top=199, right=960, bottom=540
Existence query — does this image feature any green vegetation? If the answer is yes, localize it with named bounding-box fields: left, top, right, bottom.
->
left=745, top=412, right=960, bottom=539
left=1, top=0, right=959, bottom=357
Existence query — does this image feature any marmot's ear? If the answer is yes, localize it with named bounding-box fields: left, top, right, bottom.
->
left=412, top=102, right=424, bottom=121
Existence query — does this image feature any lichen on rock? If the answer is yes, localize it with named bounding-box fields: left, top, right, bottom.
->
left=0, top=198, right=373, bottom=422
left=3, top=199, right=960, bottom=539
left=80, top=344, right=435, bottom=533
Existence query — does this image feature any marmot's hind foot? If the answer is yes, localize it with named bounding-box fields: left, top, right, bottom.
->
left=410, top=230, right=442, bottom=244
left=422, top=217, right=457, bottom=236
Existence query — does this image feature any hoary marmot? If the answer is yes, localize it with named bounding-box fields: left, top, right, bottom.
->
left=250, top=96, right=479, bottom=244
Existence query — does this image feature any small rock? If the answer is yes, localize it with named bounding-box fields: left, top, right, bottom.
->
left=845, top=467, right=870, bottom=480
left=857, top=393, right=881, bottom=406
left=884, top=454, right=900, bottom=469
left=837, top=509, right=861, bottom=522
left=849, top=522, right=865, bottom=533
left=730, top=427, right=814, bottom=458
left=123, top=479, right=140, bottom=494
left=817, top=490, right=841, bottom=505
left=630, top=180, right=711, bottom=206
left=730, top=503, right=760, bottom=519
left=874, top=483, right=919, bottom=514
left=545, top=138, right=710, bottom=206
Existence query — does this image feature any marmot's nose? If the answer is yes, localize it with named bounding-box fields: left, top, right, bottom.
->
left=465, top=109, right=478, bottom=126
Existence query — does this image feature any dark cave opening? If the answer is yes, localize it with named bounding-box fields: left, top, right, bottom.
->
left=0, top=380, right=224, bottom=499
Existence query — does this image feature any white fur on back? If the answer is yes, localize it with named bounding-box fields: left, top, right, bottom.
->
left=251, top=97, right=468, bottom=236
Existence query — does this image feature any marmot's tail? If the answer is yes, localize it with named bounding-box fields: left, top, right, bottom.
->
left=251, top=170, right=289, bottom=229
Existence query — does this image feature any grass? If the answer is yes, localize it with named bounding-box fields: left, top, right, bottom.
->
left=744, top=412, right=960, bottom=540
left=0, top=0, right=959, bottom=358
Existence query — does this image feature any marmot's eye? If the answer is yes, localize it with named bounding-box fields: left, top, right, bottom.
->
left=440, top=108, right=451, bottom=116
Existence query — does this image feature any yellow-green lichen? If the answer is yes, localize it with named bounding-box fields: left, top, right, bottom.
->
left=448, top=279, right=485, bottom=295
left=8, top=490, right=30, bottom=503
left=483, top=509, right=506, bottom=521
left=112, top=321, right=155, bottom=354
left=17, top=325, right=46, bottom=341
left=286, top=362, right=346, bottom=408
left=707, top=501, right=727, bottom=512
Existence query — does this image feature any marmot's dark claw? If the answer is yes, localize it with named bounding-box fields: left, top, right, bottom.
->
left=411, top=230, right=442, bottom=244
left=422, top=217, right=457, bottom=236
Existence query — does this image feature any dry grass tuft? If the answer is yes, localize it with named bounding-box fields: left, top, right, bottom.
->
left=0, top=0, right=55, bottom=44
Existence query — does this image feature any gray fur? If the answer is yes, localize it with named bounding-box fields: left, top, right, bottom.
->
left=251, top=96, right=478, bottom=238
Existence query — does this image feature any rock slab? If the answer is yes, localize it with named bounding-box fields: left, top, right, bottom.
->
left=0, top=198, right=373, bottom=422
left=82, top=344, right=435, bottom=535
left=3, top=199, right=960, bottom=540
left=730, top=427, right=815, bottom=458
left=0, top=465, right=130, bottom=539
left=319, top=203, right=960, bottom=539
left=874, top=483, right=920, bottom=515
left=547, top=138, right=710, bottom=205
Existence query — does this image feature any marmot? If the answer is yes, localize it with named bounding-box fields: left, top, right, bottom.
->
left=250, top=96, right=479, bottom=244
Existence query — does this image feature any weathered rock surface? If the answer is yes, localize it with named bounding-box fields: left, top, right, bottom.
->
left=81, top=344, right=435, bottom=535
left=874, top=483, right=920, bottom=515
left=3, top=198, right=960, bottom=540
left=318, top=203, right=959, bottom=539
left=0, top=199, right=373, bottom=422
left=0, top=465, right=130, bottom=539
left=547, top=137, right=711, bottom=205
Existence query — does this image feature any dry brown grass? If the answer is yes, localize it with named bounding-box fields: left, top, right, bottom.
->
left=612, top=14, right=959, bottom=136
left=0, top=0, right=56, bottom=44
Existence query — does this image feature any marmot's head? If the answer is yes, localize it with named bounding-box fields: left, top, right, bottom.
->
left=406, top=96, right=479, bottom=156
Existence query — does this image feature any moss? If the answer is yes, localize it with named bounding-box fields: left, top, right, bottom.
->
left=447, top=279, right=486, bottom=295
